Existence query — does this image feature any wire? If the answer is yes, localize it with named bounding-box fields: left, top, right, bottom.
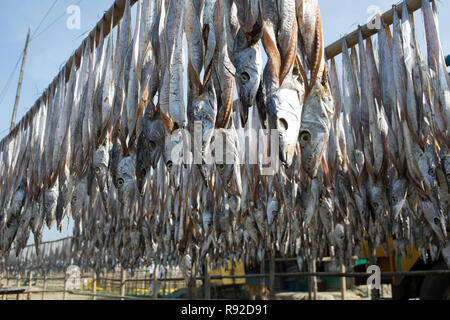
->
left=0, top=50, right=24, bottom=107
left=30, top=0, right=85, bottom=42
left=29, top=0, right=58, bottom=42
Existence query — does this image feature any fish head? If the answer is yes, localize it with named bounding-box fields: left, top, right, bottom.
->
left=214, top=128, right=243, bottom=197
left=418, top=146, right=439, bottom=191
left=388, top=178, right=408, bottom=219
left=418, top=146, right=442, bottom=212
left=146, top=113, right=167, bottom=169
left=116, top=156, right=136, bottom=208
left=267, top=87, right=302, bottom=166
left=225, top=192, right=241, bottom=216
left=299, top=82, right=331, bottom=177
left=135, top=133, right=151, bottom=195
left=233, top=42, right=262, bottom=124
left=440, top=146, right=450, bottom=190
left=334, top=223, right=345, bottom=249
left=43, top=183, right=59, bottom=219
left=267, top=194, right=280, bottom=226
left=369, top=183, right=388, bottom=218
left=164, top=128, right=187, bottom=183
left=93, top=145, right=110, bottom=192
left=421, top=200, right=447, bottom=244
left=191, top=85, right=217, bottom=158
left=319, top=189, right=333, bottom=218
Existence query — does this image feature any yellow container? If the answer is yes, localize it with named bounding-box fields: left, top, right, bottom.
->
left=210, top=260, right=246, bottom=286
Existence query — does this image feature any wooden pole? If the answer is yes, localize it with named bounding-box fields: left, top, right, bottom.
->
left=340, top=264, right=346, bottom=300
left=325, top=0, right=433, bottom=60
left=63, top=273, right=68, bottom=300
left=308, top=260, right=317, bottom=300
left=16, top=273, right=21, bottom=300
left=163, top=269, right=167, bottom=297
left=10, top=28, right=30, bottom=132
left=152, top=265, right=159, bottom=299
left=260, top=252, right=265, bottom=287
left=269, top=251, right=275, bottom=299
left=368, top=240, right=380, bottom=300
left=120, top=268, right=126, bottom=300
left=27, top=271, right=32, bottom=300
left=204, top=256, right=211, bottom=300
left=42, top=274, right=47, bottom=300
left=187, top=262, right=198, bottom=300
left=92, top=272, right=97, bottom=300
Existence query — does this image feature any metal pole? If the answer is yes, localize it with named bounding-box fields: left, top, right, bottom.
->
left=10, top=28, right=31, bottom=132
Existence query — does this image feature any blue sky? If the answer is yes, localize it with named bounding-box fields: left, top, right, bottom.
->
left=0, top=0, right=449, bottom=242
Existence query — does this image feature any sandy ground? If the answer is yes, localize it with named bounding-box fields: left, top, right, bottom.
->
left=1, top=277, right=392, bottom=300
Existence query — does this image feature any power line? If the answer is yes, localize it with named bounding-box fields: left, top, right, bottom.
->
left=0, top=50, right=25, bottom=107
left=30, top=0, right=85, bottom=42
left=29, top=0, right=58, bottom=42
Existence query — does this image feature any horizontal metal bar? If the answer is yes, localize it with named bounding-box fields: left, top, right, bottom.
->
left=66, top=290, right=154, bottom=300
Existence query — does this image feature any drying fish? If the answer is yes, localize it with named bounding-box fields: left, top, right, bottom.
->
left=0, top=0, right=449, bottom=278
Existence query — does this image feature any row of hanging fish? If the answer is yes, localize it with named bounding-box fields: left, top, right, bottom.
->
left=1, top=238, right=73, bottom=274
left=0, top=0, right=449, bottom=278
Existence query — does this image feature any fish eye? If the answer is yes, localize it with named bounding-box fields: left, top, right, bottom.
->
left=217, top=163, right=225, bottom=171
left=240, top=72, right=250, bottom=84
left=300, top=131, right=311, bottom=144
left=166, top=161, right=173, bottom=169
left=95, top=167, right=101, bottom=174
left=428, top=168, right=435, bottom=176
left=117, top=178, right=124, bottom=187
left=149, top=141, right=156, bottom=149
left=278, top=118, right=288, bottom=131
left=391, top=197, right=397, bottom=204
left=372, top=202, right=379, bottom=209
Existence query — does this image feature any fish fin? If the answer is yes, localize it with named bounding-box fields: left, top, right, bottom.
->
left=159, top=109, right=174, bottom=133
left=280, top=19, right=298, bottom=86
left=262, top=27, right=281, bottom=87
left=188, top=57, right=202, bottom=95
left=202, top=56, right=215, bottom=92
left=247, top=12, right=263, bottom=46
left=309, top=5, right=324, bottom=89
